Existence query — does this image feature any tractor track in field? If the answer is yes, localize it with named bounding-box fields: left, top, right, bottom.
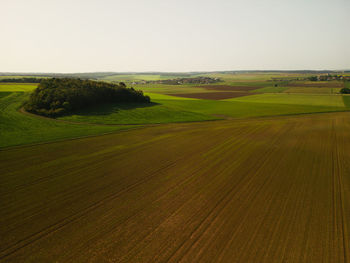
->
left=332, top=120, right=349, bottom=262
left=0, top=155, right=188, bottom=260
left=165, top=124, right=292, bottom=262
left=121, top=127, right=271, bottom=261
left=82, top=126, right=268, bottom=261
left=0, top=126, right=237, bottom=260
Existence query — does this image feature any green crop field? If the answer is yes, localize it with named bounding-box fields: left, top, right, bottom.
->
left=59, top=92, right=349, bottom=125
left=0, top=92, right=12, bottom=99
left=251, top=85, right=290, bottom=93
left=229, top=93, right=346, bottom=107
left=58, top=99, right=215, bottom=124
left=1, top=80, right=350, bottom=147
left=345, top=81, right=350, bottom=89
left=0, top=92, right=135, bottom=148
left=0, top=83, right=38, bottom=92
left=283, top=86, right=341, bottom=94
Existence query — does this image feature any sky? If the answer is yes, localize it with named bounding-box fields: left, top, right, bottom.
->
left=1, top=0, right=349, bottom=73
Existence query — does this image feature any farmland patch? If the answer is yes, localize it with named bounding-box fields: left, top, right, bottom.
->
left=167, top=91, right=252, bottom=100
left=0, top=83, right=38, bottom=92
left=284, top=87, right=341, bottom=94
left=1, top=112, right=350, bottom=262
left=195, top=85, right=258, bottom=92
left=229, top=93, right=346, bottom=107
left=287, top=81, right=344, bottom=88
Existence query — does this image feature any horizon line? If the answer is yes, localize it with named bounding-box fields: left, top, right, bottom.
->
left=1, top=69, right=350, bottom=75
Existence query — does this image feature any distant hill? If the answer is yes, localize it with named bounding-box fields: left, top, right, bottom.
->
left=1, top=70, right=349, bottom=80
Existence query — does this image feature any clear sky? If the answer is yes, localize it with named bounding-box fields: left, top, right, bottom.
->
left=1, top=0, right=349, bottom=72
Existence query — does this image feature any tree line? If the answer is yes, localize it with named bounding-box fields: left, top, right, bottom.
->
left=307, top=75, right=350, bottom=81
left=0, top=78, right=43, bottom=83
left=25, top=78, right=151, bottom=117
left=147, top=77, right=220, bottom=85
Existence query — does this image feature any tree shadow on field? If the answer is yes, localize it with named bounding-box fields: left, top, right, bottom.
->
left=342, top=95, right=350, bottom=109
left=66, top=102, right=160, bottom=116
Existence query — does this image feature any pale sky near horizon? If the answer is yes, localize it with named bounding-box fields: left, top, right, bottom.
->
left=1, top=0, right=349, bottom=73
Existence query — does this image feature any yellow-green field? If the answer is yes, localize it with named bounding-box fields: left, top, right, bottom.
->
left=0, top=83, right=38, bottom=92
left=229, top=93, right=346, bottom=107
left=283, top=86, right=341, bottom=94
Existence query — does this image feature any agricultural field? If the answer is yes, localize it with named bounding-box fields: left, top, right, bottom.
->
left=60, top=80, right=350, bottom=125
left=345, top=81, right=350, bottom=89
left=99, top=74, right=195, bottom=83
left=250, top=85, right=290, bottom=93
left=0, top=83, right=39, bottom=92
left=0, top=92, right=134, bottom=148
left=58, top=90, right=349, bottom=125
left=1, top=76, right=349, bottom=147
left=229, top=93, right=346, bottom=107
left=1, top=73, right=350, bottom=262
left=283, top=87, right=341, bottom=94
left=57, top=75, right=350, bottom=125
left=1, top=112, right=350, bottom=262
left=2, top=0, right=350, bottom=260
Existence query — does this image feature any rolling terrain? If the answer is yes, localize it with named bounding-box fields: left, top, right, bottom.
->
left=0, top=92, right=134, bottom=148
left=1, top=73, right=350, bottom=262
left=1, top=112, right=350, bottom=262
left=2, top=77, right=349, bottom=147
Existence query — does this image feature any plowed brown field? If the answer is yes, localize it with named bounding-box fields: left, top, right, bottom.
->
left=1, top=112, right=350, bottom=262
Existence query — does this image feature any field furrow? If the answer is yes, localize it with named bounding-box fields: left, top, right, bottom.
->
left=1, top=112, right=350, bottom=262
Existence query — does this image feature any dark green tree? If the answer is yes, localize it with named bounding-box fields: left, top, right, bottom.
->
left=25, top=78, right=150, bottom=117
